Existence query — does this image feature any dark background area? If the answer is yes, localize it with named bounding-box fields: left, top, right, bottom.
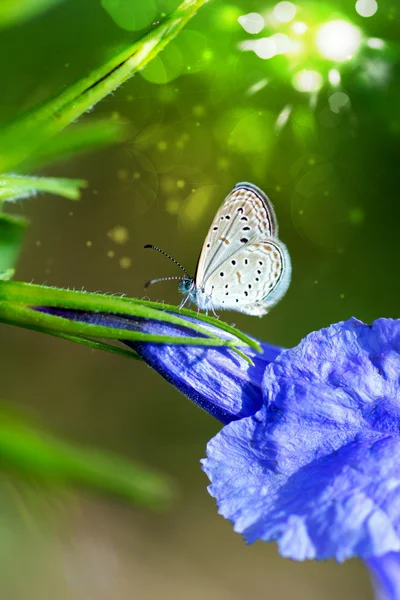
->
left=0, top=0, right=398, bottom=597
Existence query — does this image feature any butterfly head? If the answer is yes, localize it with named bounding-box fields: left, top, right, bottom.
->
left=178, top=278, right=195, bottom=296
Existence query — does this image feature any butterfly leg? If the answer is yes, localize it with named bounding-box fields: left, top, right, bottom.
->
left=179, top=294, right=190, bottom=310
left=210, top=305, right=219, bottom=319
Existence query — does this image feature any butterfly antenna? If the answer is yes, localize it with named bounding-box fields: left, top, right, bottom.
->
left=144, top=276, right=185, bottom=289
left=144, top=244, right=190, bottom=278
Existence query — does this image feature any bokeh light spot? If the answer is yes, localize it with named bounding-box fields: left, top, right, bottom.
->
left=273, top=2, right=296, bottom=23
left=291, top=21, right=307, bottom=34
left=328, top=69, right=341, bottom=85
left=275, top=105, right=292, bottom=131
left=292, top=70, right=323, bottom=93
left=349, top=207, right=365, bottom=224
left=246, top=33, right=300, bottom=60
left=316, top=20, right=362, bottom=61
left=107, top=226, right=129, bottom=245
left=166, top=198, right=180, bottom=215
left=246, top=78, right=269, bottom=96
left=119, top=257, right=132, bottom=269
left=355, top=0, right=378, bottom=17
left=214, top=5, right=242, bottom=30
left=101, top=0, right=157, bottom=31
left=238, top=12, right=265, bottom=34
left=141, top=42, right=183, bottom=84
left=367, top=37, right=384, bottom=49
left=329, top=92, right=351, bottom=113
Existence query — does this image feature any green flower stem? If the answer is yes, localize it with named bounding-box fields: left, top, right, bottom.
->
left=0, top=281, right=258, bottom=358
left=0, top=0, right=209, bottom=173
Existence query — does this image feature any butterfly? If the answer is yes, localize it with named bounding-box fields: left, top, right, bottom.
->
left=145, top=182, right=291, bottom=317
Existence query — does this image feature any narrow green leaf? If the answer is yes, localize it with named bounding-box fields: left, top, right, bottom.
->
left=0, top=215, right=27, bottom=274
left=44, top=331, right=141, bottom=360
left=18, top=119, right=129, bottom=172
left=0, top=174, right=86, bottom=202
left=0, top=0, right=208, bottom=173
left=0, top=0, right=65, bottom=30
left=0, top=410, right=172, bottom=508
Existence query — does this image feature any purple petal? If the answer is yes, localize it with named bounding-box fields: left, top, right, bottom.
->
left=129, top=318, right=282, bottom=423
left=366, top=553, right=400, bottom=600
left=203, top=318, right=400, bottom=560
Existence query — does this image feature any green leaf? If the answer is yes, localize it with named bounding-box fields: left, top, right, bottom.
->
left=0, top=0, right=209, bottom=173
left=0, top=214, right=27, bottom=275
left=0, top=409, right=172, bottom=508
left=0, top=174, right=86, bottom=202
left=0, top=0, right=65, bottom=30
left=18, top=119, right=130, bottom=172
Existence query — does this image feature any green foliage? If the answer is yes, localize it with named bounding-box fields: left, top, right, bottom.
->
left=0, top=0, right=207, bottom=283
left=0, top=0, right=209, bottom=505
left=0, top=409, right=172, bottom=508
left=0, top=0, right=208, bottom=174
left=0, top=0, right=65, bottom=30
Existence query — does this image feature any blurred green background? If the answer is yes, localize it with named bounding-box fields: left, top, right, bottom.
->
left=0, top=0, right=399, bottom=597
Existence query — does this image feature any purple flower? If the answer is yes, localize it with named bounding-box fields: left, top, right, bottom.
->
left=135, top=315, right=400, bottom=597
left=36, top=306, right=400, bottom=597
left=204, top=317, right=400, bottom=562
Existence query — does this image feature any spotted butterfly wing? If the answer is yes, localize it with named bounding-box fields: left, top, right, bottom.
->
left=193, top=182, right=291, bottom=316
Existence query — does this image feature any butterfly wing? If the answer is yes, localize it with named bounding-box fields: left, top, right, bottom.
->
left=201, top=239, right=291, bottom=315
left=195, top=182, right=278, bottom=286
